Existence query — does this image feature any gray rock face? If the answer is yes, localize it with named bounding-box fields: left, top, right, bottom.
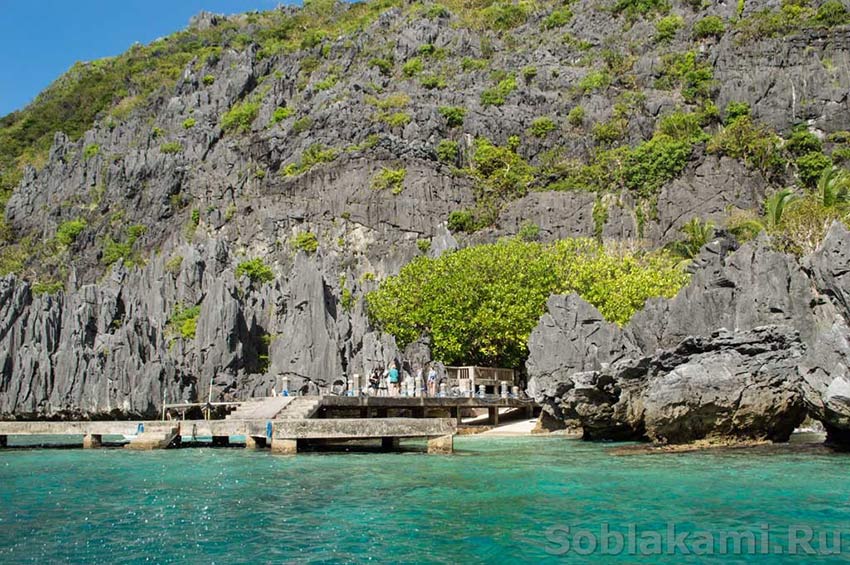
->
left=528, top=224, right=850, bottom=444
left=533, top=325, right=805, bottom=443
left=0, top=240, right=405, bottom=419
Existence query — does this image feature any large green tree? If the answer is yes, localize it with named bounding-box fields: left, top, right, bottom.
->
left=366, top=238, right=688, bottom=367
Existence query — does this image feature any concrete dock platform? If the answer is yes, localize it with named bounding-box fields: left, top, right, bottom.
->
left=268, top=417, right=457, bottom=454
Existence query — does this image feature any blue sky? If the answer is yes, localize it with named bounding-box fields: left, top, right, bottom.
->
left=0, top=1, right=298, bottom=117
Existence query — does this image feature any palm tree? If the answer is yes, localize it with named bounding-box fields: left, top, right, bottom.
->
left=816, top=166, right=850, bottom=208
left=669, top=218, right=715, bottom=260
left=764, top=188, right=799, bottom=228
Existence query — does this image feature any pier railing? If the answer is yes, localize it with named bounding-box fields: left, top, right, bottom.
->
left=445, top=366, right=517, bottom=394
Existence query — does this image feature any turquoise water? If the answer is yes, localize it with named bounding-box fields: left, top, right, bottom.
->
left=0, top=437, right=848, bottom=563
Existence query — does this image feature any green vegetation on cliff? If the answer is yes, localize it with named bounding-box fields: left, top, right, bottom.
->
left=367, top=238, right=688, bottom=367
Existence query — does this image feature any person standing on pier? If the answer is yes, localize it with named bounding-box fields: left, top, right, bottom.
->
left=427, top=365, right=437, bottom=397
left=388, top=364, right=400, bottom=396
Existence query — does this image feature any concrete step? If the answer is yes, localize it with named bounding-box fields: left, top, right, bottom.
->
left=225, top=397, right=293, bottom=420
left=125, top=426, right=180, bottom=450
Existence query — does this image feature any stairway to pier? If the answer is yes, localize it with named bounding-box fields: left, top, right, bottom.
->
left=126, top=426, right=180, bottom=450
left=276, top=397, right=320, bottom=419
left=225, top=396, right=320, bottom=421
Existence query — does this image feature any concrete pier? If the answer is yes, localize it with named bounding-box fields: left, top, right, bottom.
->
left=427, top=434, right=454, bottom=454
left=0, top=394, right=534, bottom=454
left=211, top=436, right=230, bottom=447
left=381, top=437, right=400, bottom=449
left=245, top=436, right=266, bottom=449
left=271, top=438, right=298, bottom=455
left=83, top=434, right=103, bottom=449
left=270, top=418, right=456, bottom=455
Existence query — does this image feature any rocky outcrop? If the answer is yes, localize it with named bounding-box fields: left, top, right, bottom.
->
left=0, top=239, right=411, bottom=419
left=534, top=325, right=805, bottom=443
left=528, top=223, right=850, bottom=444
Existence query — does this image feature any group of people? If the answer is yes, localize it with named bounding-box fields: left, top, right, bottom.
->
left=367, top=362, right=442, bottom=397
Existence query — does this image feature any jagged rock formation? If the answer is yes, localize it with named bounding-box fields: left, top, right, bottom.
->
left=530, top=325, right=805, bottom=442
left=528, top=223, right=850, bottom=444
left=3, top=0, right=850, bottom=419
left=0, top=245, right=404, bottom=419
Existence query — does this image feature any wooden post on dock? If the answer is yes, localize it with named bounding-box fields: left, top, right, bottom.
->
left=0, top=435, right=6, bottom=448
left=83, top=434, right=102, bottom=449
left=488, top=406, right=499, bottom=426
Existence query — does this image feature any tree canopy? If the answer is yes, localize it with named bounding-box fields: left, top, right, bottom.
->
left=366, top=238, right=689, bottom=367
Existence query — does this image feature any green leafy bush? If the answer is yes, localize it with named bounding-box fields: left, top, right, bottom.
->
left=32, top=281, right=64, bottom=295
left=282, top=143, right=339, bottom=176
left=420, top=75, right=447, bottom=89
left=425, top=4, right=450, bottom=18
left=169, top=304, right=201, bottom=340
left=160, top=141, right=183, bottom=154
left=314, top=74, right=339, bottom=91
left=592, top=117, right=628, bottom=144
left=785, top=128, right=823, bottom=156
left=102, top=225, right=146, bottom=266
left=655, top=15, right=683, bottom=42
left=235, top=258, right=275, bottom=283
left=83, top=144, right=100, bottom=160
left=518, top=221, right=540, bottom=241
left=55, top=219, right=87, bottom=246
left=771, top=193, right=849, bottom=255
left=291, top=231, right=318, bottom=254
left=417, top=239, right=431, bottom=253
left=271, top=106, right=294, bottom=124
left=724, top=101, right=751, bottom=125
left=816, top=0, right=849, bottom=25
left=481, top=1, right=530, bottom=30
left=655, top=51, right=714, bottom=102
left=221, top=100, right=260, bottom=133
left=528, top=117, right=557, bottom=138
left=402, top=57, right=424, bottom=77
left=796, top=152, right=832, bottom=188
left=621, top=134, right=692, bottom=198
left=366, top=238, right=688, bottom=366
left=542, top=7, right=573, bottom=29
left=292, top=117, right=313, bottom=133
left=437, top=139, right=459, bottom=163
left=461, top=57, right=489, bottom=71
left=707, top=116, right=782, bottom=172
left=165, top=254, right=183, bottom=275
left=471, top=137, right=534, bottom=201
left=613, top=0, right=671, bottom=21
left=447, top=209, right=479, bottom=233
left=480, top=76, right=517, bottom=106
left=693, top=15, right=726, bottom=38
left=381, top=112, right=411, bottom=128
left=567, top=106, right=586, bottom=126
left=371, top=167, right=407, bottom=194
left=203, top=75, right=216, bottom=85
left=657, top=111, right=709, bottom=143
left=578, top=70, right=610, bottom=93
left=439, top=106, right=466, bottom=127
left=182, top=117, right=196, bottom=129
left=369, top=57, right=394, bottom=76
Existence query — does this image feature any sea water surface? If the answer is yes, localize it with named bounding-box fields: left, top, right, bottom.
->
left=0, top=436, right=848, bottom=563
